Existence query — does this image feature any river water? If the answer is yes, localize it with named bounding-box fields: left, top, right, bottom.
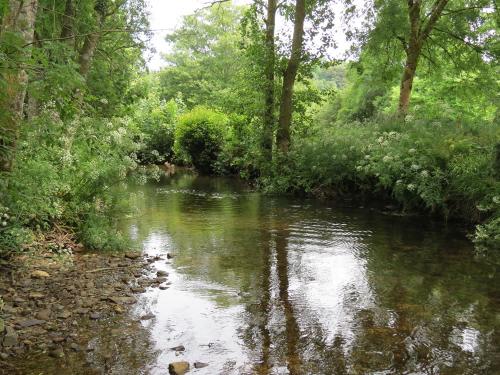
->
left=122, top=171, right=499, bottom=374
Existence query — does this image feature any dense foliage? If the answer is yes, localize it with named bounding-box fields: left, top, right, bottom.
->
left=174, top=107, right=229, bottom=174
left=1, top=0, right=498, bottom=255
left=0, top=0, right=155, bottom=255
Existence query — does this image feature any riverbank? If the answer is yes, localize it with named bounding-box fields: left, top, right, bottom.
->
left=0, top=245, right=171, bottom=374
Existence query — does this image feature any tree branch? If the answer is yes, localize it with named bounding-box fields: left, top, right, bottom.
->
left=433, top=26, right=484, bottom=53
left=420, top=0, right=449, bottom=42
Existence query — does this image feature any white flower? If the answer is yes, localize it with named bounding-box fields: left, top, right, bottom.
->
left=407, top=183, right=416, bottom=191
left=365, top=155, right=371, bottom=160
left=100, top=98, right=109, bottom=105
left=383, top=155, right=392, bottom=163
left=409, top=148, right=416, bottom=154
left=411, top=164, right=420, bottom=171
left=420, top=170, right=429, bottom=178
left=356, top=166, right=363, bottom=171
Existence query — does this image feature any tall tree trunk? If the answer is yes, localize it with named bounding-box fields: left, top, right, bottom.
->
left=262, top=0, right=277, bottom=164
left=276, top=0, right=306, bottom=153
left=78, top=29, right=101, bottom=78
left=398, top=49, right=419, bottom=117
left=78, top=2, right=109, bottom=79
left=397, top=0, right=449, bottom=117
left=0, top=0, right=38, bottom=171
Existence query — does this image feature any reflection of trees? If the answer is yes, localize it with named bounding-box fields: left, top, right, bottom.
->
left=275, top=225, right=302, bottom=374
left=253, top=216, right=272, bottom=375
left=123, top=172, right=500, bottom=374
left=347, top=225, right=500, bottom=374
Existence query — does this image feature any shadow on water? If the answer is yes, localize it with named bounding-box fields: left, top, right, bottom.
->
left=121, top=170, right=499, bottom=374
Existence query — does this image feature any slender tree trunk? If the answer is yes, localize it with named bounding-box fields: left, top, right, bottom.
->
left=60, top=0, right=75, bottom=46
left=397, top=50, right=419, bottom=117
left=276, top=0, right=306, bottom=153
left=397, top=0, right=449, bottom=117
left=78, top=3, right=108, bottom=79
left=0, top=0, right=38, bottom=171
left=262, top=0, right=277, bottom=163
left=78, top=30, right=101, bottom=78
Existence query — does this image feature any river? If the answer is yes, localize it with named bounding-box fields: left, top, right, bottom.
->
left=120, top=171, right=499, bottom=374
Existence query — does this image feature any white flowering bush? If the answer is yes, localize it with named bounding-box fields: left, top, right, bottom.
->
left=0, top=109, right=146, bottom=253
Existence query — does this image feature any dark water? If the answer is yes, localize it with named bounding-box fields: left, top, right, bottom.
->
left=123, top=171, right=499, bottom=374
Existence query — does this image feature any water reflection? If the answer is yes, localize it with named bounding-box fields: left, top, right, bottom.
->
left=123, top=171, right=500, bottom=374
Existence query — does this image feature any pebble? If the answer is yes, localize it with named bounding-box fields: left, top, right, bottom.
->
left=49, top=347, right=64, bottom=358
left=2, top=327, right=18, bottom=347
left=131, top=287, right=146, bottom=293
left=57, top=310, right=71, bottom=319
left=168, top=361, right=189, bottom=375
left=125, top=253, right=141, bottom=260
left=36, top=309, right=51, bottom=321
left=31, top=270, right=50, bottom=279
left=194, top=361, right=209, bottom=369
left=140, top=313, right=155, bottom=321
left=17, top=319, right=46, bottom=328
left=89, top=312, right=101, bottom=320
left=170, top=345, right=185, bottom=352
left=156, top=270, right=168, bottom=277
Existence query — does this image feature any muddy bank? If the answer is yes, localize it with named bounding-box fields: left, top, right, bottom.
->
left=0, top=249, right=170, bottom=374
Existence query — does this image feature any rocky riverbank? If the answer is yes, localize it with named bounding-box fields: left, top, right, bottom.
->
left=0, top=248, right=171, bottom=374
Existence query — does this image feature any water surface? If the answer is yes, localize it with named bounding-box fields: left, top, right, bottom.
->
left=125, top=171, right=500, bottom=374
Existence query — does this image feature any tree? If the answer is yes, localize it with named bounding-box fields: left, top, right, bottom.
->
left=159, top=4, right=252, bottom=112
left=360, top=0, right=497, bottom=117
left=272, top=0, right=334, bottom=153
left=0, top=0, right=39, bottom=171
left=398, top=0, right=449, bottom=116
left=262, top=0, right=277, bottom=162
left=276, top=0, right=306, bottom=153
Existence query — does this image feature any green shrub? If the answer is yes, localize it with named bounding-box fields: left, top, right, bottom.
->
left=132, top=95, right=180, bottom=164
left=472, top=215, right=500, bottom=253
left=0, top=108, right=151, bottom=255
left=215, top=114, right=261, bottom=178
left=174, top=107, right=229, bottom=174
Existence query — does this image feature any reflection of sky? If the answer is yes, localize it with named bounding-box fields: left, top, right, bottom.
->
left=451, top=326, right=481, bottom=353
left=287, top=221, right=375, bottom=350
left=134, top=231, right=252, bottom=375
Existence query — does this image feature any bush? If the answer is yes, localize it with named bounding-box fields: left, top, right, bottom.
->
left=215, top=114, right=261, bottom=178
left=174, top=107, right=229, bottom=174
left=132, top=95, right=181, bottom=164
left=0, top=107, right=157, bottom=256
